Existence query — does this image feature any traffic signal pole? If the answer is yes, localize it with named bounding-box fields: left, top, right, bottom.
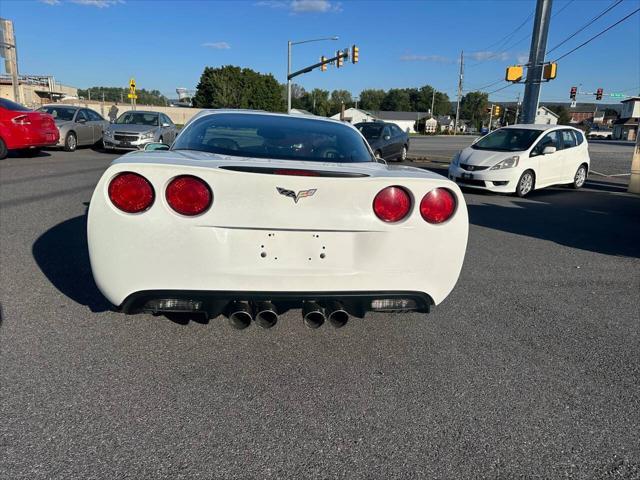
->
left=521, top=0, right=553, bottom=124
left=287, top=40, right=292, bottom=113
left=628, top=119, right=640, bottom=194
left=454, top=50, right=464, bottom=135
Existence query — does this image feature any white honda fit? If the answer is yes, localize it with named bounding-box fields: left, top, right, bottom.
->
left=448, top=124, right=590, bottom=197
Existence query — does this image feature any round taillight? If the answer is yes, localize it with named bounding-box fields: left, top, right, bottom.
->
left=420, top=188, right=456, bottom=224
left=373, top=186, right=411, bottom=223
left=166, top=175, right=212, bottom=216
left=108, top=172, right=155, bottom=213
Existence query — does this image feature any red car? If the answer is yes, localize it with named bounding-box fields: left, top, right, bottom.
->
left=0, top=98, right=59, bottom=159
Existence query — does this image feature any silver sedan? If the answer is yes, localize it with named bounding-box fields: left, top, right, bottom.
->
left=103, top=111, right=178, bottom=151
left=38, top=105, right=109, bottom=152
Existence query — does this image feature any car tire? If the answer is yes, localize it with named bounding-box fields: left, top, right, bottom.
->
left=64, top=132, right=77, bottom=152
left=400, top=145, right=407, bottom=162
left=571, top=164, right=587, bottom=189
left=515, top=170, right=535, bottom=197
left=0, top=137, right=7, bottom=160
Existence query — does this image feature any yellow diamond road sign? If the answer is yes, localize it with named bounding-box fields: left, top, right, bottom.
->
left=128, top=93, right=137, bottom=99
left=129, top=78, right=136, bottom=90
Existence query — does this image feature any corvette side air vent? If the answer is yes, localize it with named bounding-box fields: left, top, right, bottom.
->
left=219, top=166, right=369, bottom=178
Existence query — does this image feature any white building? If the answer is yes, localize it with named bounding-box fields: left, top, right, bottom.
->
left=613, top=97, right=639, bottom=141
left=330, top=107, right=376, bottom=124
left=372, top=111, right=427, bottom=133
left=535, top=106, right=559, bottom=125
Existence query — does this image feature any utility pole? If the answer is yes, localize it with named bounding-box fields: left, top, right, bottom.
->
left=287, top=40, right=292, bottom=113
left=521, top=0, right=553, bottom=124
left=454, top=50, right=464, bottom=135
left=431, top=88, right=436, bottom=117
left=628, top=119, right=640, bottom=194
left=488, top=104, right=494, bottom=133
left=515, top=92, right=521, bottom=123
left=1, top=19, right=22, bottom=104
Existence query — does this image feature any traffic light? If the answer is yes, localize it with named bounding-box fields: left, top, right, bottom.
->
left=596, top=88, right=603, bottom=100
left=351, top=45, right=359, bottom=64
left=505, top=65, right=523, bottom=82
left=543, top=62, right=557, bottom=80
left=494, top=105, right=501, bottom=116
left=336, top=50, right=343, bottom=68
left=320, top=56, right=327, bottom=72
left=570, top=86, right=577, bottom=100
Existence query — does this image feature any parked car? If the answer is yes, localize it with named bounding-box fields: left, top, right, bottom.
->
left=0, top=98, right=59, bottom=159
left=88, top=110, right=468, bottom=329
left=448, top=124, right=590, bottom=197
left=38, top=105, right=109, bottom=152
left=103, top=111, right=178, bottom=150
left=354, top=121, right=409, bottom=161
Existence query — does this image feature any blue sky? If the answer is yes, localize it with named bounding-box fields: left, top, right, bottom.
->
left=3, top=0, right=639, bottom=103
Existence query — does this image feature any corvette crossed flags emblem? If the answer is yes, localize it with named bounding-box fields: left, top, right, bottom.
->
left=276, top=187, right=317, bottom=204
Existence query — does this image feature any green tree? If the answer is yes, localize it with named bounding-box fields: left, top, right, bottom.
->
left=460, top=91, right=489, bottom=130
left=381, top=89, right=411, bottom=111
left=358, top=89, right=386, bottom=111
left=193, top=65, right=285, bottom=112
left=307, top=89, right=331, bottom=116
left=329, top=89, right=353, bottom=116
left=78, top=86, right=168, bottom=106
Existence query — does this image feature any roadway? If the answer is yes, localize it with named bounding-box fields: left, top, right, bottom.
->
left=1, top=144, right=639, bottom=479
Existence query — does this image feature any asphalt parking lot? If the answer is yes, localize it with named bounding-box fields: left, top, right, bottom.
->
left=1, top=140, right=639, bottom=479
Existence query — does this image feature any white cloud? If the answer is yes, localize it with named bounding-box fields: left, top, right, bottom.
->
left=39, top=0, right=61, bottom=5
left=516, top=53, right=529, bottom=63
left=470, top=51, right=510, bottom=62
left=255, top=0, right=341, bottom=13
left=70, top=0, right=124, bottom=7
left=202, top=42, right=231, bottom=49
left=400, top=54, right=453, bottom=64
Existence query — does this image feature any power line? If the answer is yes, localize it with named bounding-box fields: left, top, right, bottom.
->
left=553, top=7, right=640, bottom=62
left=546, top=0, right=624, bottom=55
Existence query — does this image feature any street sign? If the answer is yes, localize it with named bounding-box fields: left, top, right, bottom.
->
left=129, top=78, right=136, bottom=90
left=570, top=100, right=577, bottom=108
left=610, top=93, right=624, bottom=98
left=128, top=93, right=137, bottom=99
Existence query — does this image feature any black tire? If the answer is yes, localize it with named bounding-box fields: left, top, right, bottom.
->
left=515, top=170, right=535, bottom=197
left=64, top=132, right=77, bottom=152
left=571, top=164, right=588, bottom=189
left=0, top=137, right=8, bottom=160
left=399, top=145, right=408, bottom=162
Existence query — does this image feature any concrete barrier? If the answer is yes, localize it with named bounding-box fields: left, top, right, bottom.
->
left=63, top=100, right=204, bottom=125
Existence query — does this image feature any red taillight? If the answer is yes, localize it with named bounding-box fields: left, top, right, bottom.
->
left=108, top=172, right=155, bottom=213
left=274, top=169, right=319, bottom=176
left=373, top=186, right=411, bottom=223
left=420, top=188, right=456, bottom=224
left=166, top=175, right=212, bottom=216
left=12, top=115, right=31, bottom=125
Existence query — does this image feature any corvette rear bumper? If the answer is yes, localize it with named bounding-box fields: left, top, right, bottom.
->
left=120, top=290, right=434, bottom=318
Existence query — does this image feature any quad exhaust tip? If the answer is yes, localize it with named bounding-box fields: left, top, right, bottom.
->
left=254, top=301, right=278, bottom=329
left=302, top=301, right=326, bottom=329
left=326, top=301, right=349, bottom=328
left=228, top=301, right=253, bottom=330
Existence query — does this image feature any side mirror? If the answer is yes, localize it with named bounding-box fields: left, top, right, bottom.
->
left=144, top=142, right=170, bottom=152
left=542, top=146, right=556, bottom=155
left=162, top=122, right=170, bottom=127
left=77, top=118, right=86, bottom=124
left=383, top=135, right=391, bottom=141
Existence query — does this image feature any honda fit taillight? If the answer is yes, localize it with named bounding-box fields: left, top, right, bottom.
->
left=108, top=172, right=155, bottom=213
left=12, top=115, right=31, bottom=125
left=420, top=188, right=456, bottom=224
left=373, top=186, right=411, bottom=222
left=166, top=175, right=212, bottom=216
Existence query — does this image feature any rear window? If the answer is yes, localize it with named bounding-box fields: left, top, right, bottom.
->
left=356, top=123, right=383, bottom=140
left=472, top=128, right=543, bottom=152
left=173, top=113, right=373, bottom=163
left=38, top=106, right=76, bottom=121
left=0, top=98, right=30, bottom=112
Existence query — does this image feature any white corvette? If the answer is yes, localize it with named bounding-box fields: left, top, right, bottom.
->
left=88, top=110, right=468, bottom=329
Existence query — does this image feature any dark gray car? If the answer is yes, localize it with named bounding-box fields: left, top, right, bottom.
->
left=38, top=105, right=109, bottom=152
left=355, top=121, right=410, bottom=161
